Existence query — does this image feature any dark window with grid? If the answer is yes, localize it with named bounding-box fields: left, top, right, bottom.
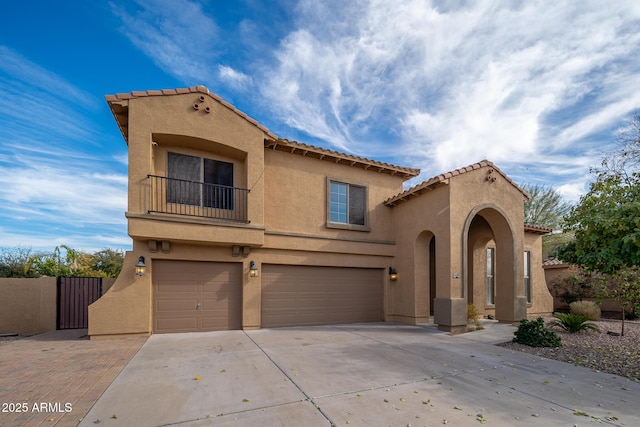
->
left=167, top=152, right=234, bottom=210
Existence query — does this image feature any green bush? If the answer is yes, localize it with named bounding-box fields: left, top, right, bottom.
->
left=548, top=313, right=600, bottom=333
left=513, top=317, right=561, bottom=347
left=569, top=300, right=601, bottom=320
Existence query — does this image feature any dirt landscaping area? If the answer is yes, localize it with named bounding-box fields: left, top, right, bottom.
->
left=500, top=318, right=640, bottom=382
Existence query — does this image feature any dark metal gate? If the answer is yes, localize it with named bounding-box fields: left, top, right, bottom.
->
left=57, top=277, right=103, bottom=329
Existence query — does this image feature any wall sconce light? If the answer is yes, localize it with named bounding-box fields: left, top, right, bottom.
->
left=249, top=261, right=259, bottom=277
left=135, top=256, right=146, bottom=276
left=389, top=267, right=398, bottom=281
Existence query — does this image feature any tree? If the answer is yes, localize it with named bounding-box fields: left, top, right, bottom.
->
left=557, top=173, right=640, bottom=335
left=0, top=246, right=38, bottom=278
left=592, top=269, right=640, bottom=336
left=87, top=249, right=124, bottom=278
left=7, top=245, right=126, bottom=278
left=29, top=245, right=78, bottom=277
left=598, top=111, right=640, bottom=180
left=522, top=183, right=572, bottom=230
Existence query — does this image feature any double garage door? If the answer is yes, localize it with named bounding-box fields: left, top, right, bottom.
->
left=153, top=261, right=383, bottom=333
left=261, top=265, right=383, bottom=328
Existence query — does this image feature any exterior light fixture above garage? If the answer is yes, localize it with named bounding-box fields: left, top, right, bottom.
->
left=249, top=261, right=259, bottom=277
left=135, top=256, right=146, bottom=276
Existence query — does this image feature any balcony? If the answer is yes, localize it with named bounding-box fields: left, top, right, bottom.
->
left=147, top=175, right=250, bottom=223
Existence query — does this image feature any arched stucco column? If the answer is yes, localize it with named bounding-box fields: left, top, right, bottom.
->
left=461, top=204, right=526, bottom=324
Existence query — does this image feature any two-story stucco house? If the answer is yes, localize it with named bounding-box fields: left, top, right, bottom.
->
left=88, top=85, right=553, bottom=338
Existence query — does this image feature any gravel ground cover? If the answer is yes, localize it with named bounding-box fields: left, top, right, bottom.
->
left=499, top=318, right=640, bottom=382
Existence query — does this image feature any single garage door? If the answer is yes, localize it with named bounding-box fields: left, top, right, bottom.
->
left=153, top=261, right=242, bottom=333
left=261, top=265, right=383, bottom=328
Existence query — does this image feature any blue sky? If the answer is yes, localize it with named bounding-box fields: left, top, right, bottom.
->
left=1, top=1, right=639, bottom=252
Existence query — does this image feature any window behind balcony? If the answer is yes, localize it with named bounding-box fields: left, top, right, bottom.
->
left=167, top=152, right=234, bottom=210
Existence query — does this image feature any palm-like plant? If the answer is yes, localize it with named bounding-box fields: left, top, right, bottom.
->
left=548, top=313, right=600, bottom=333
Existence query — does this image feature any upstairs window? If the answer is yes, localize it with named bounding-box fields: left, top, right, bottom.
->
left=167, top=152, right=234, bottom=209
left=327, top=179, right=368, bottom=230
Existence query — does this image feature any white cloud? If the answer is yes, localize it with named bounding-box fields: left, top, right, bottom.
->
left=108, top=0, right=640, bottom=201
left=218, top=65, right=252, bottom=90
left=110, top=0, right=219, bottom=83
left=0, top=48, right=129, bottom=251
left=260, top=0, right=640, bottom=192
left=0, top=46, right=97, bottom=108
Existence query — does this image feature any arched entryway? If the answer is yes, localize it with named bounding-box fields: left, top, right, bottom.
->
left=415, top=231, right=436, bottom=318
left=462, top=205, right=525, bottom=323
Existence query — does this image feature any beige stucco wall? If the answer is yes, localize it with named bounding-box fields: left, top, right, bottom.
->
left=0, top=277, right=57, bottom=335
left=91, top=91, right=408, bottom=337
left=94, top=90, right=550, bottom=337
left=264, top=148, right=404, bottom=241
left=524, top=232, right=553, bottom=317
left=389, top=166, right=531, bottom=331
left=449, top=168, right=527, bottom=327
left=124, top=93, right=266, bottom=244
left=389, top=184, right=451, bottom=325
left=88, top=251, right=152, bottom=338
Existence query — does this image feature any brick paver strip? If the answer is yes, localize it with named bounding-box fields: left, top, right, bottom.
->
left=0, top=330, right=146, bottom=427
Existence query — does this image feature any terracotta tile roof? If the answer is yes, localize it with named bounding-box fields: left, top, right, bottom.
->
left=384, top=160, right=530, bottom=206
left=106, top=85, right=419, bottom=179
left=265, top=138, right=420, bottom=179
left=106, top=85, right=279, bottom=142
left=524, top=223, right=553, bottom=234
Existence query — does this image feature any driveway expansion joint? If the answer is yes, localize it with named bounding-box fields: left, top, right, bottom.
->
left=243, top=331, right=337, bottom=426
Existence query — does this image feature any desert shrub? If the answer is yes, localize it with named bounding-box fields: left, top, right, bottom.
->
left=467, top=304, right=483, bottom=331
left=513, top=317, right=561, bottom=347
left=569, top=300, right=601, bottom=320
left=548, top=313, right=600, bottom=333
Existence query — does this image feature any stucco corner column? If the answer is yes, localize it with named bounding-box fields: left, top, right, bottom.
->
left=433, top=297, right=467, bottom=334
left=510, top=296, right=528, bottom=323
left=242, top=259, right=261, bottom=330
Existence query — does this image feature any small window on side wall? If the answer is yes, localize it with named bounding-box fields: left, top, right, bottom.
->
left=524, top=250, right=531, bottom=303
left=327, top=179, right=369, bottom=231
left=486, top=247, right=495, bottom=306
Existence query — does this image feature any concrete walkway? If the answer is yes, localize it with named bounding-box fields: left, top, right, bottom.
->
left=0, top=330, right=146, bottom=427
left=78, top=322, right=640, bottom=426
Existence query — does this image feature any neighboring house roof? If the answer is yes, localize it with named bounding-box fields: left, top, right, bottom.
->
left=384, top=160, right=530, bottom=207
left=524, top=223, right=553, bottom=234
left=542, top=257, right=569, bottom=268
left=105, top=85, right=419, bottom=179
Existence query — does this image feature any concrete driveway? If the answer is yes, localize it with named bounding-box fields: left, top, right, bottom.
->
left=79, top=322, right=640, bottom=426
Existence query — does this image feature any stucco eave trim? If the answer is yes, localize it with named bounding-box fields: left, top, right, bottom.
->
left=265, top=139, right=420, bottom=179
left=125, top=212, right=266, bottom=230
left=265, top=230, right=396, bottom=246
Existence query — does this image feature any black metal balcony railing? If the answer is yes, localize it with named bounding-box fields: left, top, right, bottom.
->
left=148, top=175, right=250, bottom=222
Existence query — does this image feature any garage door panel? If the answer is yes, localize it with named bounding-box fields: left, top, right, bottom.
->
left=201, top=314, right=242, bottom=330
left=153, top=261, right=242, bottom=333
left=262, top=265, right=383, bottom=328
left=156, top=317, right=198, bottom=332
left=156, top=299, right=198, bottom=312
left=156, top=282, right=198, bottom=294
